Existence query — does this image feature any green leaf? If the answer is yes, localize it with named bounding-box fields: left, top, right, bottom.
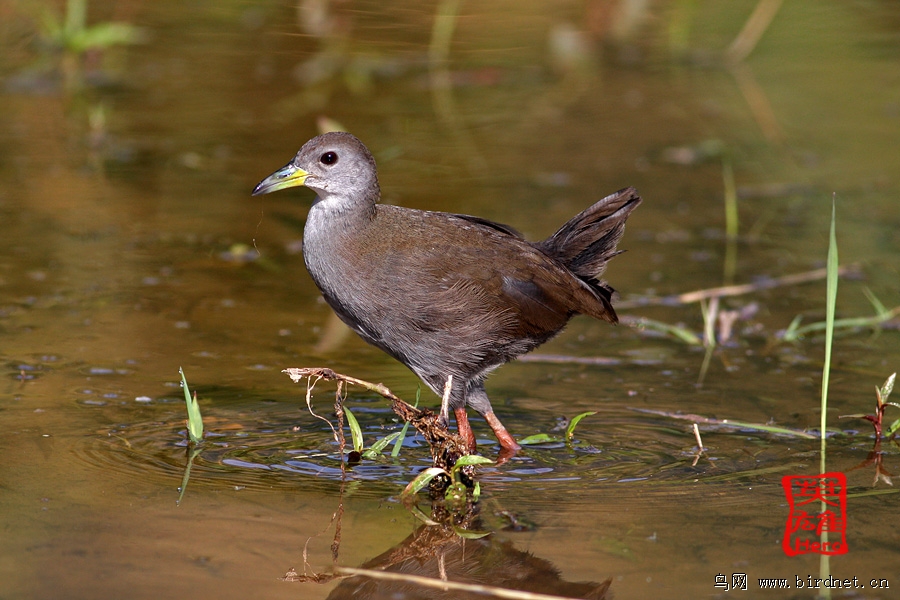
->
left=400, top=467, right=447, bottom=501
left=406, top=504, right=440, bottom=526
left=343, top=407, right=364, bottom=454
left=517, top=433, right=556, bottom=445
left=450, top=455, right=492, bottom=485
left=452, top=455, right=494, bottom=468
left=361, top=431, right=403, bottom=459
left=886, top=417, right=900, bottom=437
left=444, top=481, right=468, bottom=508
left=179, top=367, right=203, bottom=444
left=565, top=411, right=597, bottom=442
left=880, top=373, right=896, bottom=404
left=452, top=526, right=492, bottom=539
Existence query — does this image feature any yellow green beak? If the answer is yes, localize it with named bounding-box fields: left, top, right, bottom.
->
left=251, top=163, right=309, bottom=196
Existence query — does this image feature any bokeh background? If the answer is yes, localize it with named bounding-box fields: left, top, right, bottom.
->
left=2, top=1, right=899, bottom=598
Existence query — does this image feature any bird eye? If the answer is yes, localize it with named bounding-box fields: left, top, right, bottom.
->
left=320, top=151, right=338, bottom=165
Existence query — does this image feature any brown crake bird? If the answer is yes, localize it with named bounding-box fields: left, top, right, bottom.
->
left=253, top=132, right=640, bottom=454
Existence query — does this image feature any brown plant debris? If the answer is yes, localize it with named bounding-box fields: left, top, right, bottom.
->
left=283, top=367, right=472, bottom=472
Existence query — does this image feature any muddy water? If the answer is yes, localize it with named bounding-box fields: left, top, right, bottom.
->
left=2, top=1, right=899, bottom=599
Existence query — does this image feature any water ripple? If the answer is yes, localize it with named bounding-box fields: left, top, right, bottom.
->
left=70, top=397, right=814, bottom=506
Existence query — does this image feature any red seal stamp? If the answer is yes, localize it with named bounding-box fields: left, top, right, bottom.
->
left=781, top=472, right=848, bottom=557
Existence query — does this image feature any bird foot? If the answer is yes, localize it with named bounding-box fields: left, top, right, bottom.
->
left=484, top=411, right=521, bottom=454
left=454, top=407, right=478, bottom=453
left=454, top=408, right=521, bottom=459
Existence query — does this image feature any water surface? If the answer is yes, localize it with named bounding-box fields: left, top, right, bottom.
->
left=2, top=1, right=899, bottom=598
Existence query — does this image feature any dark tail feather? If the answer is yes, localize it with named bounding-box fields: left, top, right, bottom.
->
left=538, top=187, right=641, bottom=282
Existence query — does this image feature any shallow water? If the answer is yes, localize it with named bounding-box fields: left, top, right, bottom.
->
left=2, top=1, right=900, bottom=599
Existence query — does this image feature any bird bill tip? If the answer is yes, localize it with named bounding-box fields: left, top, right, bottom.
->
left=251, top=163, right=309, bottom=196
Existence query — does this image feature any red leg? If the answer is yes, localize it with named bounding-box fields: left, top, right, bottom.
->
left=484, top=411, right=521, bottom=453
left=454, top=406, right=477, bottom=452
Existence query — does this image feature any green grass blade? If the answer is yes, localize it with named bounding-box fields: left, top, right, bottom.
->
left=716, top=419, right=819, bottom=439
left=781, top=314, right=804, bottom=342
left=565, top=411, right=597, bottom=442
left=634, top=408, right=822, bottom=439
left=343, top=407, right=364, bottom=454
left=845, top=488, right=899, bottom=499
left=821, top=197, right=838, bottom=443
left=722, top=155, right=738, bottom=284
left=65, top=0, right=87, bottom=35
left=362, top=431, right=403, bottom=459
left=818, top=198, right=839, bottom=592
left=781, top=306, right=900, bottom=339
left=701, top=462, right=808, bottom=482
left=391, top=420, right=411, bottom=457
left=863, top=287, right=889, bottom=317
left=179, top=367, right=203, bottom=444
left=722, top=156, right=738, bottom=240
left=631, top=317, right=702, bottom=345
left=391, top=388, right=419, bottom=457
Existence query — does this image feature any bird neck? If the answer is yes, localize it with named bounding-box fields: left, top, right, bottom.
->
left=302, top=194, right=380, bottom=313
left=303, top=187, right=378, bottom=263
left=309, top=189, right=377, bottom=220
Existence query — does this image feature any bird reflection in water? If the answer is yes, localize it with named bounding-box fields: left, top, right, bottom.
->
left=323, top=503, right=612, bottom=600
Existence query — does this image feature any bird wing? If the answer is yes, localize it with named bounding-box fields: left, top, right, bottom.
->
left=407, top=213, right=614, bottom=336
